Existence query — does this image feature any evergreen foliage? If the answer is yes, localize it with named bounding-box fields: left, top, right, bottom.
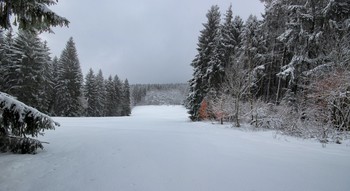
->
left=39, top=42, right=53, bottom=113
left=82, top=72, right=131, bottom=117
left=105, top=75, right=118, bottom=116
left=0, top=92, right=59, bottom=154
left=84, top=68, right=97, bottom=116
left=95, top=70, right=106, bottom=117
left=121, top=79, right=131, bottom=116
left=2, top=30, right=50, bottom=112
left=55, top=37, right=83, bottom=116
left=0, top=0, right=69, bottom=32
left=0, top=0, right=67, bottom=154
left=186, top=1, right=350, bottom=141
left=48, top=56, right=59, bottom=115
left=187, top=5, right=222, bottom=121
left=113, top=75, right=123, bottom=116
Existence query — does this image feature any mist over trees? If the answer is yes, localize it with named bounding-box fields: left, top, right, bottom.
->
left=131, top=84, right=188, bottom=106
left=186, top=1, right=350, bottom=142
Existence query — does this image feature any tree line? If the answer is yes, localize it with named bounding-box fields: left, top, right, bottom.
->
left=131, top=83, right=188, bottom=106
left=186, top=1, right=349, bottom=142
left=0, top=30, right=131, bottom=117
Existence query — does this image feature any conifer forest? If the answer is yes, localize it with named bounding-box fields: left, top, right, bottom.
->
left=186, top=1, right=350, bottom=142
left=0, top=32, right=131, bottom=118
left=0, top=30, right=131, bottom=153
left=0, top=0, right=349, bottom=151
left=0, top=1, right=350, bottom=190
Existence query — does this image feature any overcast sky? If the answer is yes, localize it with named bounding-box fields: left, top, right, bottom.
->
left=42, top=0, right=265, bottom=84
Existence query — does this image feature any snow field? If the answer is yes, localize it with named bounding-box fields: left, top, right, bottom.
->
left=0, top=105, right=349, bottom=191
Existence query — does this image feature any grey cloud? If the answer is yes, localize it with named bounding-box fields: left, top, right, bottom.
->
left=42, top=0, right=264, bottom=84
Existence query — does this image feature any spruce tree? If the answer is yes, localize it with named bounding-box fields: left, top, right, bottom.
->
left=0, top=0, right=67, bottom=154
left=113, top=75, right=123, bottom=116
left=232, top=16, right=244, bottom=54
left=221, top=5, right=236, bottom=67
left=322, top=0, right=350, bottom=68
left=56, top=37, right=84, bottom=116
left=0, top=30, right=6, bottom=89
left=49, top=56, right=59, bottom=115
left=207, top=22, right=225, bottom=93
left=95, top=69, right=106, bottom=117
left=121, top=79, right=131, bottom=116
left=186, top=5, right=221, bottom=120
left=4, top=30, right=49, bottom=111
left=0, top=30, right=15, bottom=92
left=105, top=75, right=117, bottom=116
left=240, top=15, right=264, bottom=120
left=259, top=0, right=289, bottom=102
left=84, top=68, right=97, bottom=116
left=38, top=41, right=53, bottom=113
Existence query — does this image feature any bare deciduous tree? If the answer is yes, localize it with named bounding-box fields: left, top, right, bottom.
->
left=221, top=61, right=250, bottom=127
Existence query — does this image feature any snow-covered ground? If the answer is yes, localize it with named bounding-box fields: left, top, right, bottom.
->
left=1, top=105, right=349, bottom=191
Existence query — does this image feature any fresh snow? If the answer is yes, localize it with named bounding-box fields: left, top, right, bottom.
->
left=1, top=105, right=349, bottom=191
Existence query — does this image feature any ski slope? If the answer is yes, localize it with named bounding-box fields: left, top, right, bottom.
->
left=1, top=105, right=349, bottom=191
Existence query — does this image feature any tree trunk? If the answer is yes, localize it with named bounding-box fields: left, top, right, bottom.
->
left=235, top=97, right=240, bottom=127
left=276, top=47, right=286, bottom=105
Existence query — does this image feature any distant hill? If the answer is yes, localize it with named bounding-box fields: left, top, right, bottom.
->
left=130, top=84, right=188, bottom=106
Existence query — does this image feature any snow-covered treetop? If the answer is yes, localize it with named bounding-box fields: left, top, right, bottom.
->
left=0, top=0, right=69, bottom=33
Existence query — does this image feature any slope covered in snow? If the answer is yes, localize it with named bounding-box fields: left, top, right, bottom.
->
left=0, top=105, right=349, bottom=191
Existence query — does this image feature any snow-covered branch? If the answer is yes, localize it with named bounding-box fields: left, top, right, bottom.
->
left=0, top=91, right=59, bottom=153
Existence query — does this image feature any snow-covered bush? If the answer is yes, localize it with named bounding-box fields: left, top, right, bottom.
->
left=252, top=99, right=348, bottom=143
left=251, top=101, right=283, bottom=129
left=207, top=93, right=236, bottom=124
left=0, top=91, right=59, bottom=154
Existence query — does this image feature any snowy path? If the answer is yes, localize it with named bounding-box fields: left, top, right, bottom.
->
left=1, top=105, right=350, bottom=191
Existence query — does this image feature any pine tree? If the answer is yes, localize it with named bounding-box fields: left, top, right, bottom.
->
left=232, top=16, right=244, bottom=53
left=55, top=37, right=84, bottom=116
left=48, top=56, right=59, bottom=115
left=207, top=22, right=225, bottom=93
left=0, top=0, right=67, bottom=154
left=221, top=5, right=236, bottom=66
left=275, top=0, right=335, bottom=108
left=95, top=69, right=106, bottom=117
left=84, top=68, right=97, bottom=116
left=322, top=0, right=350, bottom=68
left=0, top=30, right=6, bottom=89
left=259, top=0, right=289, bottom=102
left=0, top=31, right=59, bottom=153
left=240, top=15, right=264, bottom=121
left=4, top=30, right=49, bottom=111
left=105, top=75, right=117, bottom=116
left=121, top=79, right=131, bottom=116
left=113, top=75, right=123, bottom=116
left=38, top=41, right=53, bottom=113
left=186, top=5, right=222, bottom=121
left=0, top=30, right=15, bottom=92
